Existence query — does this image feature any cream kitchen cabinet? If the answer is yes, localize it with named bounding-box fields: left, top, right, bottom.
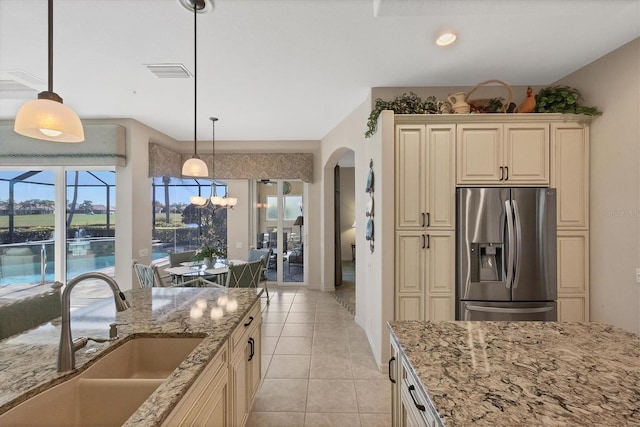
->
left=162, top=346, right=229, bottom=427
left=230, top=301, right=262, bottom=427
left=551, top=123, right=589, bottom=229
left=456, top=123, right=549, bottom=185
left=557, top=231, right=590, bottom=321
left=393, top=114, right=590, bottom=324
left=163, top=299, right=262, bottom=427
left=395, top=124, right=455, bottom=230
left=395, top=231, right=455, bottom=321
left=389, top=339, right=401, bottom=427
left=551, top=122, right=590, bottom=321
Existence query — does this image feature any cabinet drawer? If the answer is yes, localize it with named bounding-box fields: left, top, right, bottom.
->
left=230, top=301, right=261, bottom=354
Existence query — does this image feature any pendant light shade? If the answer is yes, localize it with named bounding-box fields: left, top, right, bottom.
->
left=14, top=0, right=84, bottom=143
left=182, top=156, right=208, bottom=177
left=14, top=98, right=84, bottom=142
left=181, top=0, right=208, bottom=178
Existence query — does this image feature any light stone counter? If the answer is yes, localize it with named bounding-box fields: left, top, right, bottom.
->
left=388, top=321, right=640, bottom=426
left=0, top=286, right=262, bottom=426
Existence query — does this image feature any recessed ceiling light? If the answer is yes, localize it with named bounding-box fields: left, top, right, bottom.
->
left=436, top=32, right=457, bottom=47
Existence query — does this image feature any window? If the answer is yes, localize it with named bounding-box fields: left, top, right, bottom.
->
left=151, top=177, right=229, bottom=258
left=0, top=168, right=116, bottom=287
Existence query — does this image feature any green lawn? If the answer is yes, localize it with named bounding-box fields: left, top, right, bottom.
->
left=0, top=214, right=114, bottom=228
left=0, top=213, right=187, bottom=228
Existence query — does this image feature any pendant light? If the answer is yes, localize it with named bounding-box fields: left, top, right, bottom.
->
left=181, top=0, right=208, bottom=178
left=14, top=0, right=84, bottom=143
left=191, top=117, right=237, bottom=208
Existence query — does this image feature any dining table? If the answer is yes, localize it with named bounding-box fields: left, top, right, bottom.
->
left=165, top=259, right=246, bottom=286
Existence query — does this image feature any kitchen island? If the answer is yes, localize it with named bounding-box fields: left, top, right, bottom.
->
left=0, top=286, right=262, bottom=425
left=388, top=321, right=640, bottom=426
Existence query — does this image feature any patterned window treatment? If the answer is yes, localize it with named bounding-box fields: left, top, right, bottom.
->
left=149, top=143, right=314, bottom=183
left=0, top=124, right=126, bottom=166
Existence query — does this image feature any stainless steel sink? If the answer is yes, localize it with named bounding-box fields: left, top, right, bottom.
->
left=0, top=337, right=203, bottom=426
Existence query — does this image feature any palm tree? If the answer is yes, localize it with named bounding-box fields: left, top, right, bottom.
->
left=66, top=171, right=80, bottom=229
left=162, top=176, right=171, bottom=223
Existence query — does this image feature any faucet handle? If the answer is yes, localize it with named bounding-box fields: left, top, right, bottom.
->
left=109, top=322, right=118, bottom=339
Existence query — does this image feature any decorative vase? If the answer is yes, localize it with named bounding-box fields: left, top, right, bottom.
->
left=203, top=257, right=212, bottom=269
left=447, top=92, right=470, bottom=114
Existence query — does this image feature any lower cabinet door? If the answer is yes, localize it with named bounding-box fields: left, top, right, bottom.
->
left=231, top=347, right=249, bottom=427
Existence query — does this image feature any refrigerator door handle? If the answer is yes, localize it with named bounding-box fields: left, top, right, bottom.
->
left=504, top=200, right=515, bottom=289
left=512, top=200, right=522, bottom=290
left=465, top=305, right=555, bottom=314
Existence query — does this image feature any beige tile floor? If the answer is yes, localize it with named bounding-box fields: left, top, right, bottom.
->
left=248, top=288, right=391, bottom=427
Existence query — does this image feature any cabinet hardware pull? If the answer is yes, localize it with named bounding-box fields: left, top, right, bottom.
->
left=388, top=357, right=397, bottom=384
left=422, top=235, right=426, bottom=249
left=421, top=212, right=426, bottom=227
left=408, top=385, right=426, bottom=412
left=499, top=166, right=504, bottom=181
left=248, top=337, right=255, bottom=361
left=426, top=212, right=430, bottom=227
left=244, top=316, right=254, bottom=327
left=426, top=234, right=430, bottom=249
left=505, top=166, right=509, bottom=180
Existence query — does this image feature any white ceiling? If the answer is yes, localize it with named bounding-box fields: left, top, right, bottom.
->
left=1, top=0, right=639, bottom=144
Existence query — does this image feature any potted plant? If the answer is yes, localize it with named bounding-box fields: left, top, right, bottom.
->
left=534, top=85, right=602, bottom=116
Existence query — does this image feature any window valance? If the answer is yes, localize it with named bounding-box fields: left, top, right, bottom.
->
left=149, top=143, right=313, bottom=183
left=0, top=124, right=126, bottom=167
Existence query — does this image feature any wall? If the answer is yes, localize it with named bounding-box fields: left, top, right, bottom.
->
left=320, top=99, right=369, bottom=293
left=555, top=37, right=640, bottom=334
left=319, top=94, right=398, bottom=369
left=339, top=167, right=356, bottom=261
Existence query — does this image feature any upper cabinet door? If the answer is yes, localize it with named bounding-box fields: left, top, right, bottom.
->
left=456, top=124, right=503, bottom=183
left=457, top=123, right=550, bottom=185
left=504, top=123, right=550, bottom=184
left=427, top=125, right=455, bottom=229
left=395, top=125, right=427, bottom=229
left=551, top=123, right=589, bottom=229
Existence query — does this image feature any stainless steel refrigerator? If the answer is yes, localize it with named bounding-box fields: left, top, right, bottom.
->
left=456, top=187, right=557, bottom=321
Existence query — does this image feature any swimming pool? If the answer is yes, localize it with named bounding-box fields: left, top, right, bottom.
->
left=0, top=252, right=167, bottom=286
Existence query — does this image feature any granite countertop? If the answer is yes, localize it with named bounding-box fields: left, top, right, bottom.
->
left=388, top=321, right=640, bottom=426
left=0, top=286, right=262, bottom=426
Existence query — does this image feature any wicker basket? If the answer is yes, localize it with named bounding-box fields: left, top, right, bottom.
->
left=465, top=80, right=513, bottom=113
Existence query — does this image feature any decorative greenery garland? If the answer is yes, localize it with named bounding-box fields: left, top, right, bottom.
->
left=365, top=92, right=439, bottom=138
left=365, top=86, right=600, bottom=138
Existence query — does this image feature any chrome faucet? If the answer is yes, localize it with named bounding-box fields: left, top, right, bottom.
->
left=57, top=272, right=130, bottom=372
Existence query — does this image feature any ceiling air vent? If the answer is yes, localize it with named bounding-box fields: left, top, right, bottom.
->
left=144, top=63, right=192, bottom=78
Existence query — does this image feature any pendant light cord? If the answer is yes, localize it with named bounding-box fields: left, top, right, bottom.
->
left=47, top=0, right=53, bottom=94
left=193, top=2, right=198, bottom=157
left=210, top=116, right=218, bottom=197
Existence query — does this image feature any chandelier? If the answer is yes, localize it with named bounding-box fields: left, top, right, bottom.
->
left=190, top=117, right=238, bottom=209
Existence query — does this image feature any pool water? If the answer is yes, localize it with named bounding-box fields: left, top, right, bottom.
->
left=0, top=252, right=167, bottom=286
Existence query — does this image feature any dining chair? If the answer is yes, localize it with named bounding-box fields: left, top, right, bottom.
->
left=225, top=260, right=263, bottom=289
left=132, top=260, right=171, bottom=288
left=248, top=249, right=272, bottom=304
left=168, top=250, right=197, bottom=267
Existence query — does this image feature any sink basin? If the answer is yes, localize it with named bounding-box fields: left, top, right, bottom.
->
left=85, top=336, right=204, bottom=379
left=0, top=337, right=204, bottom=426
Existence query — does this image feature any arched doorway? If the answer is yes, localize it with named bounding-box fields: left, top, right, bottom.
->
left=322, top=148, right=356, bottom=312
